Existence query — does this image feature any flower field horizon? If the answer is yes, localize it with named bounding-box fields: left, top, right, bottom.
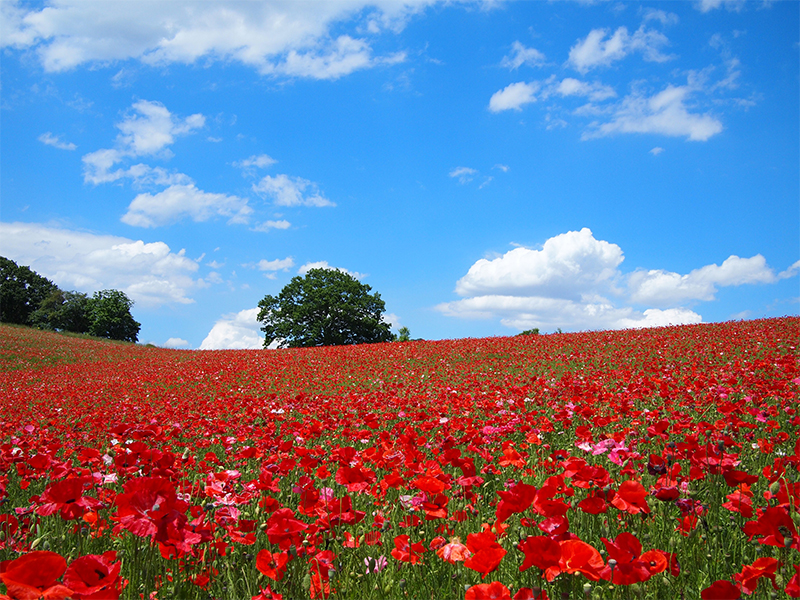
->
left=0, top=318, right=798, bottom=599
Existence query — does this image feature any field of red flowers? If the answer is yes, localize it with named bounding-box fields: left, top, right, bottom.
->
left=0, top=318, right=798, bottom=600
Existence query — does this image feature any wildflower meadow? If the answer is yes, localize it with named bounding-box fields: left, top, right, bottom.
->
left=0, top=317, right=798, bottom=599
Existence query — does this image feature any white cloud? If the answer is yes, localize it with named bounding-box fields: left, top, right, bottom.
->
left=455, top=228, right=624, bottom=299
left=449, top=166, right=478, bottom=183
left=200, top=308, right=264, bottom=350
left=488, top=81, right=539, bottom=113
left=438, top=228, right=785, bottom=333
left=500, top=41, right=546, bottom=70
left=252, top=220, right=292, bottom=232
left=568, top=26, right=673, bottom=73
left=642, top=9, right=679, bottom=26
left=234, top=154, right=277, bottom=172
left=1, top=1, right=419, bottom=79
left=437, top=294, right=702, bottom=332
left=382, top=312, right=402, bottom=329
left=696, top=0, right=747, bottom=13
left=493, top=164, right=510, bottom=172
left=164, top=337, right=190, bottom=348
left=257, top=257, right=295, bottom=271
left=555, top=78, right=616, bottom=101
left=82, top=100, right=204, bottom=184
left=253, top=174, right=335, bottom=207
left=298, top=261, right=365, bottom=280
left=650, top=146, right=664, bottom=155
left=583, top=84, right=723, bottom=141
left=0, top=221, right=201, bottom=306
left=121, top=184, right=252, bottom=228
left=779, top=260, right=800, bottom=280
left=629, top=255, right=778, bottom=306
left=38, top=132, right=77, bottom=150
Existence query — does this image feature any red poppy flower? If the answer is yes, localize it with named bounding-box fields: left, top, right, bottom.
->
left=611, top=480, right=650, bottom=515
left=785, top=564, right=800, bottom=598
left=496, top=481, right=537, bottom=523
left=256, top=550, right=290, bottom=581
left=436, top=537, right=471, bottom=563
left=722, top=490, right=754, bottom=518
left=422, top=493, right=449, bottom=520
left=465, top=582, right=511, bottom=600
left=599, top=532, right=651, bottom=585
left=701, top=580, right=741, bottom=599
left=390, top=534, right=426, bottom=564
left=545, top=539, right=604, bottom=582
left=513, top=588, right=549, bottom=600
left=733, top=557, right=779, bottom=595
left=114, top=477, right=179, bottom=538
left=266, top=508, right=308, bottom=550
left=742, top=506, right=798, bottom=549
left=62, top=552, right=121, bottom=600
left=0, top=551, right=73, bottom=600
left=252, top=584, right=283, bottom=600
left=37, top=478, right=102, bottom=521
left=464, top=530, right=507, bottom=578
left=518, top=535, right=561, bottom=572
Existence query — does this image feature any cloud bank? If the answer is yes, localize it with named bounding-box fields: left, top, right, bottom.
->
left=437, top=228, right=791, bottom=332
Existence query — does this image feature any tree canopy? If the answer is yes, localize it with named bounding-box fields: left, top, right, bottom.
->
left=0, top=256, right=141, bottom=342
left=0, top=256, right=59, bottom=325
left=257, top=268, right=394, bottom=348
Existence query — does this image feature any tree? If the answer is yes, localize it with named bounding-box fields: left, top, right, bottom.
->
left=257, top=268, right=394, bottom=348
left=395, top=326, right=411, bottom=342
left=29, top=289, right=92, bottom=333
left=0, top=257, right=59, bottom=325
left=87, top=290, right=141, bottom=342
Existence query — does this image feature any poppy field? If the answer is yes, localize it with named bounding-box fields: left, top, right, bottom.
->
left=0, top=318, right=798, bottom=600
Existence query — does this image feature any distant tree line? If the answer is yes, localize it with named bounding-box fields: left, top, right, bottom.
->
left=0, top=256, right=141, bottom=342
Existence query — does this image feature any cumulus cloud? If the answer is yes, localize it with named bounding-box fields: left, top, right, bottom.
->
left=252, top=220, right=292, bottom=232
left=256, top=257, right=295, bottom=273
left=555, top=77, right=616, bottom=101
left=628, top=255, right=778, bottom=306
left=568, top=25, right=673, bottom=73
left=650, top=146, right=664, bottom=155
left=234, top=154, right=277, bottom=173
left=1, top=1, right=417, bottom=79
left=488, top=81, right=539, bottom=113
left=253, top=174, right=335, bottom=207
left=695, top=0, right=747, bottom=12
left=582, top=84, right=723, bottom=141
left=455, top=228, right=623, bottom=299
left=437, top=228, right=789, bottom=333
left=298, top=261, right=365, bottom=280
left=200, top=308, right=264, bottom=350
left=163, top=337, right=190, bottom=348
left=38, top=132, right=77, bottom=150
left=82, top=100, right=204, bottom=184
left=121, top=184, right=252, bottom=227
left=500, top=41, right=546, bottom=70
left=449, top=166, right=477, bottom=183
left=0, top=221, right=202, bottom=306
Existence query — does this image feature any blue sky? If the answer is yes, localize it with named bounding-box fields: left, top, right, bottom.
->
left=1, top=0, right=798, bottom=349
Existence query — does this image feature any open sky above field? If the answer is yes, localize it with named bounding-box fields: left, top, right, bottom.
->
left=1, top=0, right=798, bottom=349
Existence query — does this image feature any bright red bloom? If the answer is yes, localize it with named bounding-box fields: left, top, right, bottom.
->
left=436, top=537, right=471, bottom=564
left=545, top=539, right=604, bottom=582
left=701, top=580, right=741, bottom=599
left=256, top=550, right=290, bottom=581
left=390, top=534, right=426, bottom=564
left=496, top=481, right=537, bottom=523
left=733, top=557, right=779, bottom=595
left=722, top=490, right=754, bottom=518
left=611, top=480, right=650, bottom=515
left=786, top=564, right=800, bottom=598
left=464, top=530, right=507, bottom=578
left=114, top=477, right=179, bottom=538
left=465, top=582, right=511, bottom=600
left=37, top=478, right=102, bottom=521
left=252, top=584, right=283, bottom=600
left=518, top=535, right=561, bottom=572
left=513, top=588, right=549, bottom=600
left=62, top=552, right=121, bottom=600
left=0, top=551, right=73, bottom=600
left=599, top=532, right=651, bottom=585
left=742, top=506, right=798, bottom=549
left=266, top=508, right=308, bottom=550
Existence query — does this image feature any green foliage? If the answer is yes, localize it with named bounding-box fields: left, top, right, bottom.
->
left=0, top=256, right=58, bottom=325
left=517, top=327, right=539, bottom=336
left=29, top=289, right=92, bottom=333
left=88, top=289, right=141, bottom=343
left=396, top=326, right=411, bottom=342
left=257, top=268, right=394, bottom=348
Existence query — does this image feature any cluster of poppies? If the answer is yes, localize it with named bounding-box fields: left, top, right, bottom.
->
left=0, top=317, right=798, bottom=599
